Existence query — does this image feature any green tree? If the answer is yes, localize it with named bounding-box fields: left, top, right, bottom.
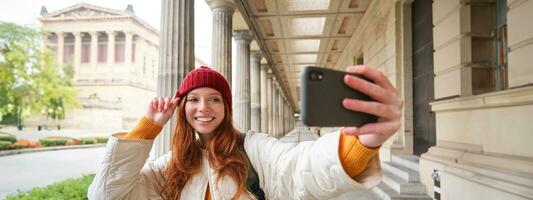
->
left=0, top=21, right=79, bottom=129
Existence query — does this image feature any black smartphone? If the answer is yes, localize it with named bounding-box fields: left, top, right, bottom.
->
left=300, top=66, right=378, bottom=127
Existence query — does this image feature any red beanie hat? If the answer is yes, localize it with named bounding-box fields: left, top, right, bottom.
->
left=177, top=66, right=232, bottom=112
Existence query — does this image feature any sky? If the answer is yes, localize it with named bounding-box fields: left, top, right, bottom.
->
left=0, top=0, right=214, bottom=64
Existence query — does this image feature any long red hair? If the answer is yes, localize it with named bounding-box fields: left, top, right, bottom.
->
left=161, top=97, right=249, bottom=199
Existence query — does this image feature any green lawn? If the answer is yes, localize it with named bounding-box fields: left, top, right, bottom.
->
left=5, top=174, right=95, bottom=200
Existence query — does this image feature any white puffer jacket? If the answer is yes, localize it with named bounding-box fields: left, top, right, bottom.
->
left=87, top=130, right=382, bottom=200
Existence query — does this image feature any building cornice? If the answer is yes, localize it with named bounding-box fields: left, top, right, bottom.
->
left=430, top=85, right=533, bottom=112
left=40, top=3, right=159, bottom=36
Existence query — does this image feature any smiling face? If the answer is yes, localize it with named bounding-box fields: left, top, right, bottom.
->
left=184, top=87, right=225, bottom=139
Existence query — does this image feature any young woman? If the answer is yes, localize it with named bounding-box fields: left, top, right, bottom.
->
left=88, top=65, right=403, bottom=200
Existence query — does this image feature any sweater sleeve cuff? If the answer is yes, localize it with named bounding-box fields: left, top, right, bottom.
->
left=122, top=116, right=163, bottom=140
left=339, top=130, right=380, bottom=178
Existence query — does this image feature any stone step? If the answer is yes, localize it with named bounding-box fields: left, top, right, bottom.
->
left=371, top=182, right=433, bottom=200
left=382, top=170, right=427, bottom=195
left=381, top=161, right=420, bottom=182
left=391, top=155, right=420, bottom=172
left=335, top=190, right=383, bottom=200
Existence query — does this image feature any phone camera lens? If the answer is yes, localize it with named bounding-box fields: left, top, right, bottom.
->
left=310, top=73, right=317, bottom=80
left=309, top=71, right=323, bottom=81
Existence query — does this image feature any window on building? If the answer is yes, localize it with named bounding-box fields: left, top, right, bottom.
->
left=115, top=43, right=125, bottom=63
left=353, top=53, right=364, bottom=65
left=132, top=41, right=136, bottom=63
left=98, top=34, right=107, bottom=63
left=81, top=34, right=90, bottom=63
left=64, top=44, right=74, bottom=63
left=357, top=54, right=364, bottom=65
left=63, top=33, right=74, bottom=63
left=469, top=0, right=508, bottom=94
left=115, top=33, right=125, bottom=63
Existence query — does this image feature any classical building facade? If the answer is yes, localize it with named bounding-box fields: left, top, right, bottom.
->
left=32, top=3, right=160, bottom=129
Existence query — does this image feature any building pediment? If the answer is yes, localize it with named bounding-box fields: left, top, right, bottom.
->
left=40, top=3, right=160, bottom=40
left=42, top=3, right=129, bottom=19
left=55, top=7, right=121, bottom=18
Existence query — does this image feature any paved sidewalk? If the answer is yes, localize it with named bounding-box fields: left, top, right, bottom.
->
left=0, top=143, right=105, bottom=157
left=279, top=128, right=320, bottom=143
left=0, top=127, right=122, bottom=141
left=0, top=147, right=106, bottom=199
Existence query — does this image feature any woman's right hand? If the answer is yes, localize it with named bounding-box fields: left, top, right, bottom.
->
left=145, top=90, right=180, bottom=126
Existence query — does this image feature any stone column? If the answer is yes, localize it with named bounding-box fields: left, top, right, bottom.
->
left=267, top=72, right=273, bottom=135
left=151, top=0, right=195, bottom=160
left=293, top=107, right=296, bottom=130
left=279, top=85, right=284, bottom=137
left=281, top=98, right=287, bottom=135
left=232, top=30, right=252, bottom=132
left=290, top=107, right=294, bottom=130
left=284, top=98, right=288, bottom=133
left=283, top=99, right=287, bottom=134
left=73, top=32, right=82, bottom=80
left=125, top=31, right=133, bottom=65
left=286, top=104, right=290, bottom=132
left=260, top=64, right=268, bottom=133
left=250, top=51, right=262, bottom=132
left=272, top=80, right=279, bottom=137
left=56, top=32, right=64, bottom=64
left=278, top=87, right=284, bottom=137
left=287, top=103, right=294, bottom=132
left=89, top=31, right=98, bottom=65
left=287, top=108, right=293, bottom=132
left=288, top=106, right=293, bottom=131
left=278, top=93, right=284, bottom=136
left=106, top=31, right=115, bottom=65
left=280, top=88, right=285, bottom=136
left=277, top=85, right=282, bottom=136
left=206, top=0, right=235, bottom=85
left=283, top=100, right=287, bottom=133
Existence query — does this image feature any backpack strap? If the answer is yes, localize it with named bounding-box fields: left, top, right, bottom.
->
left=238, top=133, right=266, bottom=200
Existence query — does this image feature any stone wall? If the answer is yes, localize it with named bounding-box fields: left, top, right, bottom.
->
left=337, top=0, right=413, bottom=159
left=75, top=84, right=157, bottom=129
left=420, top=0, right=533, bottom=199
left=507, top=0, right=533, bottom=87
left=428, top=0, right=533, bottom=161
left=25, top=105, right=123, bottom=130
